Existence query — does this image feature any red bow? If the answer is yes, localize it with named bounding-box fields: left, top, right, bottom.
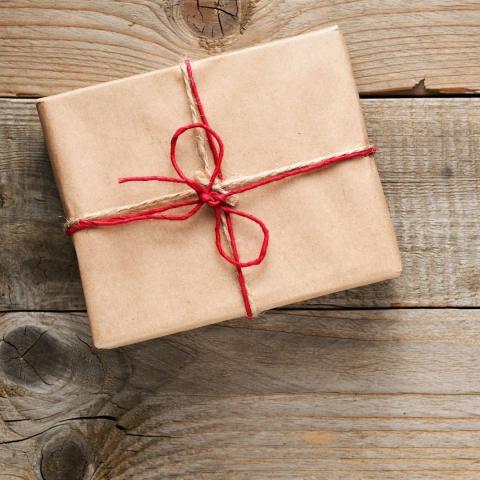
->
left=116, top=122, right=270, bottom=270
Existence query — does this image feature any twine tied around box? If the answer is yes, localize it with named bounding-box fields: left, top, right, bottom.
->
left=65, top=58, right=376, bottom=318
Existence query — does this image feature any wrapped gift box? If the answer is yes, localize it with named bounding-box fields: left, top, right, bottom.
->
left=37, top=26, right=401, bottom=348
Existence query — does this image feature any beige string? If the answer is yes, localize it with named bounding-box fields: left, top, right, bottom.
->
left=180, top=63, right=209, bottom=173
left=180, top=62, right=257, bottom=314
left=64, top=144, right=372, bottom=229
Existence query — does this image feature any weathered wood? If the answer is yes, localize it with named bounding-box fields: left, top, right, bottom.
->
left=1, top=0, right=480, bottom=96
left=2, top=309, right=480, bottom=478
left=1, top=98, right=479, bottom=310
left=0, top=100, right=84, bottom=310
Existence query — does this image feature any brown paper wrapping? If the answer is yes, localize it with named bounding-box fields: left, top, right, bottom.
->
left=37, top=26, right=401, bottom=348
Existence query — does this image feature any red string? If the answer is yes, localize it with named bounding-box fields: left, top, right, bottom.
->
left=66, top=58, right=376, bottom=319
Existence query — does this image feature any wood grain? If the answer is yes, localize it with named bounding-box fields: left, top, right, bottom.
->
left=1, top=0, right=480, bottom=96
left=2, top=309, right=480, bottom=478
left=1, top=98, right=479, bottom=310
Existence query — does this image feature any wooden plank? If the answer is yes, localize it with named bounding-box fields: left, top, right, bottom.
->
left=2, top=309, right=480, bottom=478
left=0, top=100, right=84, bottom=310
left=1, top=0, right=480, bottom=96
left=1, top=98, right=478, bottom=310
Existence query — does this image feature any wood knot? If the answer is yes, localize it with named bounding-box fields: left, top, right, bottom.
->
left=169, top=1, right=254, bottom=51
left=0, top=325, right=70, bottom=391
left=40, top=432, right=88, bottom=480
left=441, top=165, right=454, bottom=177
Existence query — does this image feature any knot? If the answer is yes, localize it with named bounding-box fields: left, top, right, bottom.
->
left=194, top=171, right=239, bottom=207
left=198, top=190, right=225, bottom=207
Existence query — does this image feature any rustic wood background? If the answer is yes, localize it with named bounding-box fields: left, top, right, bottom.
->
left=1, top=1, right=480, bottom=479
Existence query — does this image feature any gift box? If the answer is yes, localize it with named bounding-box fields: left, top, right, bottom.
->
left=37, top=26, right=401, bottom=348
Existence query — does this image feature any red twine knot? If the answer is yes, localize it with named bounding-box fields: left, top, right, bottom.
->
left=198, top=190, right=225, bottom=207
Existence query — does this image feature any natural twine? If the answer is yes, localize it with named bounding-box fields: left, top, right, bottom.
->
left=64, top=144, right=374, bottom=230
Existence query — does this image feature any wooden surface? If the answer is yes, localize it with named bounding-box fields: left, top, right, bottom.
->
left=1, top=1, right=480, bottom=479
left=2, top=309, right=480, bottom=480
left=1, top=0, right=480, bottom=96
left=1, top=98, right=479, bottom=310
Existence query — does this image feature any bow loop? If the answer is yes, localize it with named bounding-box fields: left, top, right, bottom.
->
left=168, top=119, right=269, bottom=274
left=170, top=123, right=224, bottom=191
left=214, top=206, right=269, bottom=268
